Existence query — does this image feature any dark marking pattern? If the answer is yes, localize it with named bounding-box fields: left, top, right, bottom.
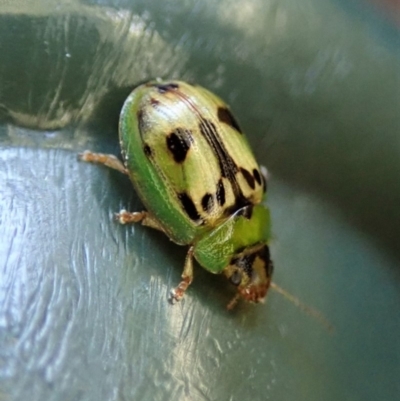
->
left=166, top=128, right=193, bottom=163
left=143, top=144, right=152, bottom=157
left=178, top=193, right=200, bottom=222
left=137, top=109, right=145, bottom=139
left=231, top=253, right=255, bottom=278
left=199, top=120, right=238, bottom=179
left=156, top=83, right=179, bottom=94
left=253, top=169, right=261, bottom=186
left=236, top=205, right=253, bottom=220
left=201, top=193, right=214, bottom=213
left=240, top=168, right=255, bottom=190
left=198, top=119, right=252, bottom=213
left=150, top=98, right=160, bottom=106
left=225, top=198, right=252, bottom=218
left=217, top=107, right=242, bottom=134
left=231, top=245, right=273, bottom=279
left=216, top=179, right=226, bottom=206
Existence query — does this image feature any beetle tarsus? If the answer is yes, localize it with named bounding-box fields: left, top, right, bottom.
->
left=115, top=210, right=146, bottom=224
left=169, top=247, right=194, bottom=304
left=169, top=276, right=192, bottom=303
left=168, top=290, right=178, bottom=304
left=78, top=150, right=128, bottom=175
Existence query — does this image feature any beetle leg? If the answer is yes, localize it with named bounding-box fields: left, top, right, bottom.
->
left=116, top=210, right=147, bottom=224
left=169, top=246, right=194, bottom=303
left=79, top=151, right=128, bottom=175
left=116, top=209, right=168, bottom=233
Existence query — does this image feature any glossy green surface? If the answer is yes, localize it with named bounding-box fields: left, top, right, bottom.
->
left=194, top=205, right=271, bottom=273
left=1, top=1, right=399, bottom=401
left=119, top=85, right=197, bottom=244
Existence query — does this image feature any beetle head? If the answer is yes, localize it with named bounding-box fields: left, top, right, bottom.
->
left=224, top=243, right=273, bottom=309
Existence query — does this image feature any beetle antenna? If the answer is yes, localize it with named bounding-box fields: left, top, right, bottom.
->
left=270, top=282, right=334, bottom=332
left=226, top=293, right=241, bottom=310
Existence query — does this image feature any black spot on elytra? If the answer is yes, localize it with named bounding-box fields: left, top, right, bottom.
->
left=225, top=197, right=252, bottom=217
left=236, top=205, right=253, bottom=220
left=166, top=128, right=192, bottom=163
left=253, top=169, right=262, bottom=186
left=198, top=118, right=250, bottom=213
left=143, top=144, right=152, bottom=157
left=201, top=193, right=214, bottom=213
left=240, top=168, right=255, bottom=190
left=156, top=83, right=179, bottom=94
left=216, top=179, right=226, bottom=206
left=199, top=119, right=238, bottom=178
left=217, top=107, right=242, bottom=134
left=137, top=109, right=143, bottom=122
left=178, top=193, right=200, bottom=222
left=150, top=98, right=160, bottom=106
left=137, top=110, right=145, bottom=138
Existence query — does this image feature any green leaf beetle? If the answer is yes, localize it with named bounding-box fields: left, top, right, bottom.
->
left=80, top=80, right=273, bottom=309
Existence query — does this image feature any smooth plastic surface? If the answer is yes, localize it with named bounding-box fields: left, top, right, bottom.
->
left=1, top=1, right=399, bottom=400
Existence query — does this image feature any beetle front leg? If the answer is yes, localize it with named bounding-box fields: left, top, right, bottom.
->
left=116, top=210, right=168, bottom=234
left=169, top=246, right=194, bottom=303
left=79, top=151, right=128, bottom=175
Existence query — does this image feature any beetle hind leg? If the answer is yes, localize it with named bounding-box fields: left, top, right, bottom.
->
left=78, top=150, right=128, bottom=175
left=169, top=246, right=194, bottom=303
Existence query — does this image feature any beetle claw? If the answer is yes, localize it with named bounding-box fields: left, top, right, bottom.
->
left=115, top=209, right=127, bottom=224
left=169, top=289, right=182, bottom=304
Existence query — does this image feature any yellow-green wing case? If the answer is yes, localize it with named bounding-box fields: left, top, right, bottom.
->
left=193, top=84, right=265, bottom=205
left=119, top=80, right=264, bottom=245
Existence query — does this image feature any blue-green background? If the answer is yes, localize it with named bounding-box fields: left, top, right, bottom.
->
left=0, top=1, right=399, bottom=400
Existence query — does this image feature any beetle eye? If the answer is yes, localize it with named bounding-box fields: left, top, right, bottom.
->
left=230, top=270, right=242, bottom=286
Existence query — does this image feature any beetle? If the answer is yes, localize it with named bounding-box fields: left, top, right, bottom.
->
left=79, top=80, right=273, bottom=309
